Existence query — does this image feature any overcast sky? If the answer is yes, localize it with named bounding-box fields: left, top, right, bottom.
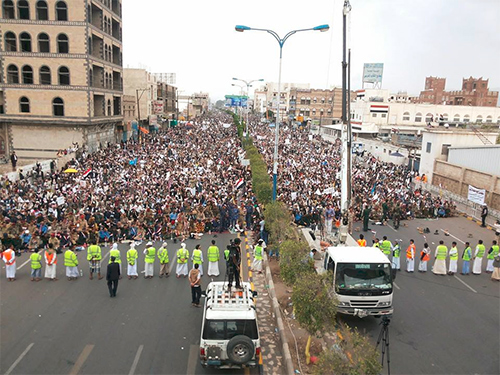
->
left=123, top=0, right=500, bottom=102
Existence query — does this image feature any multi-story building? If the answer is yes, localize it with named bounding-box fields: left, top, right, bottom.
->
left=120, top=94, right=135, bottom=141
left=156, top=81, right=177, bottom=121
left=123, top=68, right=157, bottom=126
left=0, top=0, right=124, bottom=160
left=418, top=76, right=498, bottom=107
left=187, top=92, right=209, bottom=118
left=289, top=87, right=352, bottom=122
left=253, top=82, right=309, bottom=121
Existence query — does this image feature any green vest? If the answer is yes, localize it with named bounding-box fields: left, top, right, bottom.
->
left=476, top=244, right=485, bottom=258
left=436, top=245, right=448, bottom=260
left=393, top=245, right=400, bottom=258
left=462, top=247, right=472, bottom=261
left=177, top=248, right=189, bottom=264
left=207, top=246, right=219, bottom=262
left=255, top=245, right=263, bottom=260
left=381, top=240, right=392, bottom=255
left=224, top=249, right=230, bottom=261
left=64, top=250, right=78, bottom=267
left=87, top=244, right=102, bottom=261
left=109, top=249, right=121, bottom=264
left=127, top=249, right=138, bottom=265
left=145, top=247, right=156, bottom=263
left=30, top=252, right=42, bottom=269
left=158, top=248, right=169, bottom=263
left=192, top=249, right=202, bottom=265
left=487, top=245, right=499, bottom=260
left=449, top=247, right=459, bottom=260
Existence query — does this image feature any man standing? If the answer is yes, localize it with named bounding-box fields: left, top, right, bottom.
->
left=418, top=243, right=431, bottom=273
left=325, top=205, right=334, bottom=234
left=406, top=240, right=415, bottom=273
left=191, top=244, right=204, bottom=276
left=2, top=245, right=17, bottom=281
left=481, top=205, right=488, bottom=227
left=228, top=238, right=242, bottom=289
left=126, top=242, right=138, bottom=279
left=64, top=247, right=79, bottom=281
left=109, top=243, right=122, bottom=279
left=461, top=242, right=472, bottom=275
left=472, top=240, right=485, bottom=275
left=380, top=236, right=393, bottom=259
left=448, top=241, right=459, bottom=275
left=207, top=240, right=220, bottom=277
left=251, top=239, right=264, bottom=274
left=143, top=241, right=156, bottom=279
left=158, top=242, right=170, bottom=278
left=357, top=234, right=366, bottom=247
left=44, top=244, right=58, bottom=281
left=176, top=243, right=189, bottom=278
left=30, top=248, right=43, bottom=282
left=432, top=240, right=447, bottom=275
left=486, top=240, right=499, bottom=273
left=362, top=204, right=371, bottom=232
left=189, top=263, right=202, bottom=307
left=10, top=151, right=18, bottom=171
left=106, top=256, right=120, bottom=298
left=87, top=240, right=103, bottom=280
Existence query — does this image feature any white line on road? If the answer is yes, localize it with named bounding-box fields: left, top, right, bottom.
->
left=128, top=344, right=144, bottom=375
left=69, top=344, right=94, bottom=375
left=387, top=224, right=398, bottom=232
left=453, top=275, right=478, bottom=293
left=439, top=229, right=465, bottom=244
left=4, top=343, right=34, bottom=375
left=393, top=282, right=401, bottom=290
left=18, top=251, right=46, bottom=270
left=186, top=345, right=198, bottom=375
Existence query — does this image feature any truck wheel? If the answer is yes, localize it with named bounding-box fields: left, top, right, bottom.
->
left=227, top=335, right=254, bottom=365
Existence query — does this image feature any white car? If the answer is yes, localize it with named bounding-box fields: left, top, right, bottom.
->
left=199, top=281, right=260, bottom=369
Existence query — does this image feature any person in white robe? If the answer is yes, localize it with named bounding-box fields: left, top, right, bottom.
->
left=418, top=243, right=430, bottom=272
left=127, top=242, right=139, bottom=278
left=191, top=244, right=204, bottom=276
left=143, top=241, right=155, bottom=278
left=432, top=241, right=447, bottom=275
left=111, top=243, right=122, bottom=276
left=448, top=242, right=458, bottom=275
left=2, top=247, right=17, bottom=281
left=472, top=241, right=485, bottom=275
left=207, top=240, right=220, bottom=277
left=251, top=239, right=264, bottom=273
left=176, top=243, right=189, bottom=277
left=44, top=247, right=58, bottom=280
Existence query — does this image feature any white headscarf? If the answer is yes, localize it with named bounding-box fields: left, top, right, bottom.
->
left=112, top=243, right=118, bottom=250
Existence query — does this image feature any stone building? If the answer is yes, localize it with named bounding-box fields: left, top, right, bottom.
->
left=289, top=87, right=346, bottom=122
left=0, top=0, right=124, bottom=161
left=123, top=68, right=157, bottom=126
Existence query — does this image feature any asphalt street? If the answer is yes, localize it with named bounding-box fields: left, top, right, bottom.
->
left=0, top=232, right=259, bottom=375
left=342, top=216, right=500, bottom=375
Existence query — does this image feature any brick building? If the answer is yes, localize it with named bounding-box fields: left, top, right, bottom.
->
left=0, top=0, right=124, bottom=161
left=418, top=76, right=498, bottom=107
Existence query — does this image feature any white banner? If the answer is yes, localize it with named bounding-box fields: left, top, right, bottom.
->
left=467, top=185, right=486, bottom=205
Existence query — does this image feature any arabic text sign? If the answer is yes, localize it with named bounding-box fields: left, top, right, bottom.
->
left=467, top=185, right=485, bottom=205
left=363, top=63, right=384, bottom=83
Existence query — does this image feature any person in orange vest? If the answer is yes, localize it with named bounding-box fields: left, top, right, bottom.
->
left=44, top=243, right=58, bottom=281
left=2, top=244, right=17, bottom=281
left=406, top=239, right=416, bottom=272
left=357, top=234, right=367, bottom=247
left=418, top=243, right=431, bottom=273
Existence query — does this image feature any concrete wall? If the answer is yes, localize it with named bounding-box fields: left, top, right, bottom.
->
left=448, top=146, right=500, bottom=176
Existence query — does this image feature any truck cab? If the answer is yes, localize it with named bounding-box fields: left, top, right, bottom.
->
left=317, top=246, right=394, bottom=318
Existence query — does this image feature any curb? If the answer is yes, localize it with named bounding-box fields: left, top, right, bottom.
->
left=263, top=253, right=294, bottom=375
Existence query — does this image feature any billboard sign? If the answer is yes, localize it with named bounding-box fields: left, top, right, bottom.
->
left=363, top=63, right=384, bottom=84
left=468, top=185, right=485, bottom=205
left=224, top=95, right=248, bottom=107
left=153, top=101, right=164, bottom=114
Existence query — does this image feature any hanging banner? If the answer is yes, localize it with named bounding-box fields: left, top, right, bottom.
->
left=467, top=185, right=486, bottom=205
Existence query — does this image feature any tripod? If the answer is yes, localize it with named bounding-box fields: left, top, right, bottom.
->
left=376, top=316, right=391, bottom=375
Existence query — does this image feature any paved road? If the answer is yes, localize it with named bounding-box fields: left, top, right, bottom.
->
left=0, top=232, right=259, bottom=375
left=341, top=216, right=500, bottom=375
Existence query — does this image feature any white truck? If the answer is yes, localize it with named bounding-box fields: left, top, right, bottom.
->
left=317, top=246, right=394, bottom=318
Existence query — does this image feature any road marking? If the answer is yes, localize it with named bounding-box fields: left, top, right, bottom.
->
left=169, top=260, right=176, bottom=275
left=386, top=224, right=398, bottom=232
left=186, top=345, right=198, bottom=375
left=393, top=282, right=401, bottom=290
left=69, top=344, right=94, bottom=375
left=4, top=343, right=34, bottom=375
left=453, top=275, right=477, bottom=293
left=439, top=229, right=465, bottom=244
left=102, top=250, right=111, bottom=261
left=128, top=344, right=144, bottom=375
left=18, top=251, right=47, bottom=270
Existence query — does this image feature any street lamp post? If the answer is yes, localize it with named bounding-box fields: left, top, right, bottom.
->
left=235, top=24, right=329, bottom=201
left=233, top=78, right=264, bottom=141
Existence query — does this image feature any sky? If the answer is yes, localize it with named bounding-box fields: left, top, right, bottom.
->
left=122, top=0, right=500, bottom=103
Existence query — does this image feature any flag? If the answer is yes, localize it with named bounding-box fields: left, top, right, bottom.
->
left=82, top=167, right=92, bottom=178
left=129, top=158, right=138, bottom=166
left=140, top=127, right=149, bottom=134
left=235, top=178, right=244, bottom=189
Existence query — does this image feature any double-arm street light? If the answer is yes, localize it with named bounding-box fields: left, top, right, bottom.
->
left=233, top=77, right=264, bottom=140
left=235, top=24, right=329, bottom=201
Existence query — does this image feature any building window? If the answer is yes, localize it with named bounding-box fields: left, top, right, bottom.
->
left=441, top=144, right=451, bottom=156
left=53, top=97, right=64, bottom=116
left=463, top=115, right=470, bottom=123
left=21, top=65, right=33, bottom=84
left=36, top=0, right=48, bottom=20
left=4, top=31, right=17, bottom=51
left=57, top=33, right=69, bottom=53
left=415, top=112, right=422, bottom=122
left=39, top=66, right=51, bottom=84
left=17, top=0, right=29, bottom=19
left=20, top=32, right=32, bottom=52
left=453, top=114, right=460, bottom=122
left=372, top=113, right=377, bottom=118
left=7, top=64, right=19, bottom=83
left=38, top=32, right=50, bottom=52
left=58, top=66, right=70, bottom=85
left=107, top=99, right=112, bottom=116
left=3, top=0, right=15, bottom=18
left=442, top=113, right=448, bottom=122
left=55, top=0, right=67, bottom=21
left=88, top=37, right=92, bottom=54
left=381, top=113, right=387, bottom=118
left=486, top=116, right=492, bottom=123
left=425, top=113, right=433, bottom=123
left=89, top=68, right=93, bottom=86
left=402, top=112, right=410, bottom=121
left=19, top=96, right=30, bottom=112
left=476, top=115, right=482, bottom=124
left=426, top=142, right=432, bottom=153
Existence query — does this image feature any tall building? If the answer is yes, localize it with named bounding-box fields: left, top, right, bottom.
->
left=289, top=87, right=347, bottom=122
left=0, top=0, right=124, bottom=161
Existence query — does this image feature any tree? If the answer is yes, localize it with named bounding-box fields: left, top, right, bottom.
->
left=264, top=202, right=293, bottom=245
left=279, top=240, right=313, bottom=285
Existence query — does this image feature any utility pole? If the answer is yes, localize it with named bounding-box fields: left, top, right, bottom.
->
left=136, top=88, right=148, bottom=143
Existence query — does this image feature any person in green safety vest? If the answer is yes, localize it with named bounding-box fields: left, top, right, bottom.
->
left=143, top=241, right=156, bottom=279
left=176, top=243, right=189, bottom=278
left=126, top=242, right=139, bottom=279
left=64, top=247, right=79, bottom=281
left=158, top=242, right=170, bottom=278
left=191, top=244, right=204, bottom=276
left=391, top=241, right=401, bottom=271
left=448, top=241, right=458, bottom=275
left=109, top=243, right=122, bottom=279
left=380, top=236, right=393, bottom=259
left=251, top=239, right=264, bottom=273
left=432, top=240, right=448, bottom=275
left=207, top=240, right=220, bottom=277
left=461, top=242, right=472, bottom=275
left=224, top=245, right=231, bottom=265
left=30, top=248, right=42, bottom=282
left=473, top=240, right=486, bottom=275
left=87, top=239, right=103, bottom=280
left=486, top=240, right=499, bottom=273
